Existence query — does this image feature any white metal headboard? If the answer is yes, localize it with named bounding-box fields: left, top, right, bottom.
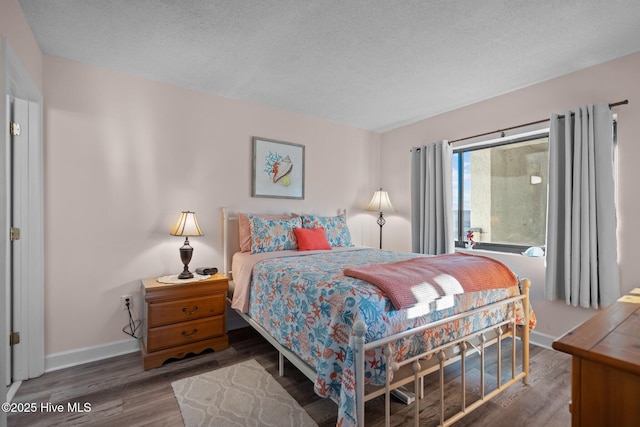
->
left=221, top=207, right=238, bottom=276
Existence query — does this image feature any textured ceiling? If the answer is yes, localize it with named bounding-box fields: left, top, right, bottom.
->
left=18, top=0, right=640, bottom=132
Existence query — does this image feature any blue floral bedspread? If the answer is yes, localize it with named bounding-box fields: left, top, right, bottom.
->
left=247, top=248, right=534, bottom=426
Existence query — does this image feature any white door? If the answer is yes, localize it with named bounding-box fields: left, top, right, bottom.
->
left=2, top=41, right=45, bottom=398
left=3, top=95, right=10, bottom=387
left=9, top=96, right=28, bottom=382
left=5, top=95, right=42, bottom=385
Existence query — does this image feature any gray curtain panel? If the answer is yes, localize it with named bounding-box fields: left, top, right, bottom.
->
left=545, top=104, right=619, bottom=308
left=410, top=140, right=454, bottom=255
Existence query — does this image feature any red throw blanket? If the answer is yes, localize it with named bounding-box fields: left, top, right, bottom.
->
left=343, top=253, right=518, bottom=310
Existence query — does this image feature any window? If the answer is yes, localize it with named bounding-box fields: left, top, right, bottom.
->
left=453, top=130, right=549, bottom=253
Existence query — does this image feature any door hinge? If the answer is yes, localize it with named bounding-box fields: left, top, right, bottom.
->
left=10, top=331, right=20, bottom=346
left=10, top=227, right=20, bottom=241
left=10, top=121, right=21, bottom=136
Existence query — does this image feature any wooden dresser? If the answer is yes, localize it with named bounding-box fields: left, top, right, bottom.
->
left=552, top=295, right=640, bottom=427
left=140, top=274, right=229, bottom=370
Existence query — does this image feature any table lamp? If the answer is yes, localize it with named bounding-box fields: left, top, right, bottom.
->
left=170, top=211, right=204, bottom=279
left=366, top=188, right=395, bottom=249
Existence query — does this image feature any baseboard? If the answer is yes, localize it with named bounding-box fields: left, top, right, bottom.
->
left=529, top=331, right=556, bottom=350
left=6, top=381, right=22, bottom=402
left=45, top=309, right=249, bottom=373
left=45, top=338, right=140, bottom=372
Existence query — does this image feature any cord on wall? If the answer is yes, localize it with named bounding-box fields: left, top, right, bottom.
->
left=122, top=297, right=142, bottom=339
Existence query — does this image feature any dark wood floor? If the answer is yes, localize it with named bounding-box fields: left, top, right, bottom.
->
left=8, top=327, right=572, bottom=426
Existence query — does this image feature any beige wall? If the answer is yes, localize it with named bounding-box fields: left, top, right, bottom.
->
left=380, top=52, right=640, bottom=340
left=0, top=0, right=42, bottom=90
left=42, top=56, right=381, bottom=355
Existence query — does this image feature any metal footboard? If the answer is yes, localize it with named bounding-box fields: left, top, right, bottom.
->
left=354, top=279, right=531, bottom=427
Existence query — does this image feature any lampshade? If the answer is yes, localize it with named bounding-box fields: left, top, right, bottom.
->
left=366, top=189, right=395, bottom=213
left=170, top=211, right=204, bottom=237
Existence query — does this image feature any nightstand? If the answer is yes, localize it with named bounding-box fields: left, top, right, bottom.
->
left=140, top=273, right=229, bottom=370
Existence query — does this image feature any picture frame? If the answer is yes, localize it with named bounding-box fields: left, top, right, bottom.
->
left=252, top=137, right=305, bottom=199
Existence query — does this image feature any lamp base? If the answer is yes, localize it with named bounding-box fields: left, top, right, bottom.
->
left=178, top=268, right=193, bottom=280
left=178, top=238, right=194, bottom=280
left=377, top=212, right=385, bottom=250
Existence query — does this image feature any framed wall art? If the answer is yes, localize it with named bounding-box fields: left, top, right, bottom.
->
left=252, top=137, right=305, bottom=199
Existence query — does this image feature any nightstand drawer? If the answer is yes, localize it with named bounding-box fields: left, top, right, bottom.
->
left=148, top=293, right=225, bottom=327
left=146, top=315, right=224, bottom=352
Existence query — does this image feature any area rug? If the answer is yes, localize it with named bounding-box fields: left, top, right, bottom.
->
left=171, top=359, right=317, bottom=427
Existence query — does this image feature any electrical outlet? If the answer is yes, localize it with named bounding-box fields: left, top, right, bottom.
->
left=121, top=295, right=131, bottom=310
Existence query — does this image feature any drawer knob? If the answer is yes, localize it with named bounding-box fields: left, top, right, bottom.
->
left=182, top=306, right=199, bottom=315
left=182, top=329, right=198, bottom=339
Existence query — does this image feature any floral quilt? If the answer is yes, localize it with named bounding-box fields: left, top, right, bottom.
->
left=247, top=248, right=535, bottom=426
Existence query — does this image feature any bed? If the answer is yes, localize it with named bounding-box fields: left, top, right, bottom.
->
left=222, top=208, right=535, bottom=427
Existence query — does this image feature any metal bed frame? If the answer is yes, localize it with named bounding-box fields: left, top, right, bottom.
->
left=222, top=208, right=531, bottom=426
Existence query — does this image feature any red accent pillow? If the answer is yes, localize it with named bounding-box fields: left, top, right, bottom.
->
left=294, top=227, right=331, bottom=251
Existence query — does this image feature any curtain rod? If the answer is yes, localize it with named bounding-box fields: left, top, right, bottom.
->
left=448, top=99, right=629, bottom=144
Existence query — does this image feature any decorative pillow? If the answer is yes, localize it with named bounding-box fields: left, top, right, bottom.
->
left=301, top=214, right=353, bottom=247
left=248, top=215, right=302, bottom=254
left=239, top=213, right=293, bottom=252
left=294, top=227, right=331, bottom=251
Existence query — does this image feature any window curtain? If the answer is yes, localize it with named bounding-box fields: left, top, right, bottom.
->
left=410, top=140, right=454, bottom=255
left=545, top=104, right=619, bottom=308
